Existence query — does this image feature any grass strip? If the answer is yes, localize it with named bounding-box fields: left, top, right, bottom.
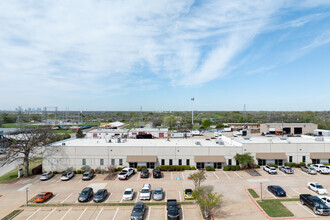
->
left=248, top=189, right=259, bottom=198
left=22, top=201, right=194, bottom=208
left=1, top=209, right=23, bottom=220
left=257, top=200, right=294, bottom=217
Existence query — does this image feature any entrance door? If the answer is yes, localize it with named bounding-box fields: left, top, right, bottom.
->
left=312, top=159, right=320, bottom=164
left=258, top=159, right=266, bottom=166
left=196, top=163, right=205, bottom=169
left=129, top=162, right=137, bottom=168
left=214, top=163, right=222, bottom=169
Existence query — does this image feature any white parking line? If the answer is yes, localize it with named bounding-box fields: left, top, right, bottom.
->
left=34, top=179, right=40, bottom=183
left=60, top=193, right=73, bottom=203
left=147, top=207, right=151, bottom=220
left=22, top=179, right=32, bottom=184
left=56, top=179, right=61, bottom=183
left=291, top=188, right=301, bottom=195
left=266, top=190, right=277, bottom=199
left=59, top=207, right=72, bottom=220
left=165, top=191, right=167, bottom=201
left=135, top=192, right=139, bottom=202
left=182, top=172, right=185, bottom=180
left=95, top=207, right=104, bottom=220
left=26, top=208, right=41, bottom=220
left=171, top=172, right=173, bottom=180
left=77, top=207, right=87, bottom=220
left=181, top=206, right=185, bottom=220
left=112, top=207, right=119, bottom=220
left=179, top=191, right=182, bottom=202
left=46, top=194, right=59, bottom=204
left=78, top=179, right=82, bottom=183
left=234, top=172, right=242, bottom=178
left=106, top=193, right=112, bottom=203
left=296, top=202, right=317, bottom=217
left=42, top=207, right=56, bottom=220
left=222, top=171, right=231, bottom=179
left=213, top=172, right=219, bottom=179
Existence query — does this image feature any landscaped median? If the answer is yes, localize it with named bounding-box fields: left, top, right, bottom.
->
left=247, top=188, right=298, bottom=218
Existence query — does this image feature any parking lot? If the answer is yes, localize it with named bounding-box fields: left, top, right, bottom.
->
left=1, top=168, right=330, bottom=219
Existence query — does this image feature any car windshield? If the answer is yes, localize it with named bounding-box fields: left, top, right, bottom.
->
left=320, top=166, right=325, bottom=168
left=96, top=191, right=104, bottom=196
left=168, top=205, right=178, bottom=211
left=316, top=185, right=324, bottom=189
left=310, top=167, right=316, bottom=170
left=62, top=173, right=67, bottom=176
left=120, top=170, right=127, bottom=174
left=141, top=189, right=149, bottom=193
left=37, top=194, right=44, bottom=197
left=42, top=173, right=48, bottom=176
left=133, top=208, right=142, bottom=213
left=124, top=191, right=132, bottom=195
left=185, top=190, right=192, bottom=194
left=155, top=190, right=162, bottom=194
left=81, top=190, right=89, bottom=196
left=270, top=168, right=276, bottom=170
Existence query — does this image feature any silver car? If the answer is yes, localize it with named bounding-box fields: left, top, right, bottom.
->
left=40, top=172, right=54, bottom=181
left=153, top=187, right=163, bottom=201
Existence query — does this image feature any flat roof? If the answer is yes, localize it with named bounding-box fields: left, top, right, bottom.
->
left=261, top=123, right=316, bottom=126
left=234, top=135, right=330, bottom=144
left=87, top=128, right=168, bottom=133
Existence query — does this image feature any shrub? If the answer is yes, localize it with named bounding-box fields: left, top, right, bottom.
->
left=287, top=163, right=296, bottom=167
left=205, top=166, right=215, bottom=171
left=300, top=162, right=306, bottom=166
left=76, top=170, right=82, bottom=174
left=256, top=165, right=260, bottom=168
left=284, top=163, right=289, bottom=166
left=155, top=167, right=161, bottom=170
left=266, top=163, right=278, bottom=168
left=223, top=165, right=240, bottom=171
left=323, top=163, right=330, bottom=166
left=191, top=166, right=196, bottom=170
left=53, top=171, right=58, bottom=174
left=307, top=163, right=313, bottom=167
left=81, top=165, right=91, bottom=172
left=108, top=166, right=117, bottom=173
left=72, top=170, right=77, bottom=174
left=117, top=167, right=125, bottom=172
left=160, top=165, right=191, bottom=171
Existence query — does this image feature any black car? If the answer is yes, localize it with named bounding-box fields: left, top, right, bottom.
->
left=167, top=199, right=179, bottom=220
left=267, top=185, right=286, bottom=197
left=130, top=202, right=145, bottom=220
left=300, top=194, right=330, bottom=215
left=78, top=187, right=94, bottom=202
left=153, top=169, right=162, bottom=178
left=93, top=189, right=108, bottom=203
left=140, top=169, right=150, bottom=178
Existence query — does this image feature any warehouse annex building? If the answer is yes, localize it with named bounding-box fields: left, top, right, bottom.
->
left=260, top=123, right=317, bottom=135
left=43, top=134, right=330, bottom=171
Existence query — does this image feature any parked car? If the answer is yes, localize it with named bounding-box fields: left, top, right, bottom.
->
left=0, top=149, right=6, bottom=154
left=34, top=192, right=53, bottom=203
left=153, top=169, right=162, bottom=178
left=118, top=168, right=135, bottom=180
left=82, top=171, right=94, bottom=180
left=279, top=166, right=294, bottom=174
left=301, top=166, right=317, bottom=175
left=167, top=199, right=180, bottom=220
left=266, top=166, right=277, bottom=174
left=123, top=188, right=134, bottom=201
left=130, top=202, right=145, bottom=220
left=311, top=164, right=330, bottom=174
left=153, top=188, right=163, bottom=201
left=300, top=194, right=330, bottom=215
left=184, top=189, right=193, bottom=200
left=40, top=172, right=54, bottom=181
left=308, top=182, right=328, bottom=195
left=267, top=185, right=287, bottom=197
left=140, top=169, right=150, bottom=178
left=319, top=196, right=330, bottom=206
left=140, top=184, right=152, bottom=200
left=93, top=189, right=108, bottom=203
left=78, top=187, right=94, bottom=202
left=60, top=172, right=74, bottom=181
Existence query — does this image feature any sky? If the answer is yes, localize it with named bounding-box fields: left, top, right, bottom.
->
left=0, top=0, right=330, bottom=111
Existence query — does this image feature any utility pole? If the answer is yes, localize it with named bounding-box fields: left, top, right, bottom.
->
left=191, top=98, right=194, bottom=128
left=26, top=187, right=29, bottom=207
left=260, top=183, right=263, bottom=202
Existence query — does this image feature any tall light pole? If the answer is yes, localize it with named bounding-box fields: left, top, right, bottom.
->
left=260, top=183, right=263, bottom=202
left=191, top=98, right=194, bottom=127
left=26, top=187, right=29, bottom=207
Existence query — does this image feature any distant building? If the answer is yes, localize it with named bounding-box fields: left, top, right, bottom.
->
left=260, top=123, right=317, bottom=135
left=224, top=123, right=260, bottom=133
left=314, top=129, right=330, bottom=136
left=86, top=128, right=169, bottom=139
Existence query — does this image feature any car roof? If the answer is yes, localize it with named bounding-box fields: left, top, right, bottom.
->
left=97, top=189, right=106, bottom=192
left=155, top=188, right=163, bottom=191
left=135, top=202, right=145, bottom=207
left=125, top=188, right=133, bottom=191
left=82, top=187, right=92, bottom=191
left=185, top=189, right=192, bottom=192
left=143, top=184, right=150, bottom=187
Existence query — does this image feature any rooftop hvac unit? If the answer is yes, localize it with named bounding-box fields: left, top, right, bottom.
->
left=62, top=143, right=66, bottom=146
left=205, top=137, right=211, bottom=141
left=280, top=137, right=288, bottom=140
left=315, top=137, right=324, bottom=142
left=243, top=137, right=250, bottom=140
left=215, top=140, right=224, bottom=145
left=195, top=141, right=201, bottom=146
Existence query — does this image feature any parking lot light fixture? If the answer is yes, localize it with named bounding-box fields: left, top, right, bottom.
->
left=260, top=183, right=263, bottom=202
left=26, top=187, right=29, bottom=207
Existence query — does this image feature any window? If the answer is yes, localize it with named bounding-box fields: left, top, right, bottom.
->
left=100, top=159, right=104, bottom=166
left=289, top=156, right=293, bottom=163
left=161, top=159, right=165, bottom=166
left=178, top=159, right=182, bottom=165
left=111, top=159, right=115, bottom=166
left=236, top=160, right=239, bottom=165
left=196, top=163, right=204, bottom=169
left=312, top=159, right=320, bottom=164
left=82, top=159, right=86, bottom=165
left=186, top=159, right=190, bottom=166
left=215, top=162, right=222, bottom=169
left=119, top=159, right=123, bottom=166
left=258, top=159, right=266, bottom=166
left=228, top=159, right=232, bottom=165
left=302, top=156, right=306, bottom=163
left=275, top=160, right=283, bottom=166
left=129, top=163, right=137, bottom=168
left=169, top=159, right=173, bottom=165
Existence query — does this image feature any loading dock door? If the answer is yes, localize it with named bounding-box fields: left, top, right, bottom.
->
left=294, top=127, right=302, bottom=134
left=283, top=127, right=291, bottom=134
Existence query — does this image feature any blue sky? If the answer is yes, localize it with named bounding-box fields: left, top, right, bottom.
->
left=0, top=0, right=330, bottom=111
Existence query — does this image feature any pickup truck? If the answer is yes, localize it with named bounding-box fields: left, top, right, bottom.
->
left=300, top=194, right=330, bottom=215
left=167, top=199, right=180, bottom=220
left=118, top=168, right=135, bottom=180
left=139, top=184, right=151, bottom=200
left=311, top=164, right=330, bottom=174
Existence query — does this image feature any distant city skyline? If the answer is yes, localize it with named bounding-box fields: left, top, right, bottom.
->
left=1, top=1, right=330, bottom=111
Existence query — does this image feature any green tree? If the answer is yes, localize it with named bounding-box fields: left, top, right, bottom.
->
left=200, top=119, right=210, bottom=129
left=234, top=153, right=254, bottom=169
left=163, top=115, right=176, bottom=128
left=192, top=186, right=222, bottom=218
left=215, top=123, right=225, bottom=129
left=76, top=129, right=85, bottom=138
left=188, top=169, right=206, bottom=190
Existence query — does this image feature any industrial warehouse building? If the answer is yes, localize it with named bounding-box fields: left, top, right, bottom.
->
left=86, top=128, right=169, bottom=139
left=42, top=134, right=330, bottom=171
left=260, top=123, right=317, bottom=135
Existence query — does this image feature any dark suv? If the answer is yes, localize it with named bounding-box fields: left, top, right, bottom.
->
left=167, top=199, right=179, bottom=220
left=140, top=169, right=150, bottom=178
left=153, top=169, right=162, bottom=178
left=78, top=187, right=94, bottom=202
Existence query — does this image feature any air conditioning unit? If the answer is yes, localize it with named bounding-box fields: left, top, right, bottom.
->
left=280, top=137, right=288, bottom=140
left=315, top=137, right=324, bottom=142
left=62, top=143, right=66, bottom=146
left=195, top=141, right=201, bottom=146
left=243, top=137, right=250, bottom=140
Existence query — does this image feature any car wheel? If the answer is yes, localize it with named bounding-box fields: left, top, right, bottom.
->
left=301, top=199, right=304, bottom=205
left=313, top=207, right=318, bottom=214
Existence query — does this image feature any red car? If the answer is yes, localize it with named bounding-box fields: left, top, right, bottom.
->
left=34, top=192, right=53, bottom=203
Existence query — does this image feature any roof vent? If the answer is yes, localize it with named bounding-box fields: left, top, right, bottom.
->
left=280, top=137, right=288, bottom=140
left=62, top=143, right=66, bottom=146
left=205, top=137, right=211, bottom=141
left=315, top=137, right=324, bottom=142
left=215, top=140, right=224, bottom=145
left=243, top=137, right=250, bottom=140
left=195, top=141, right=201, bottom=146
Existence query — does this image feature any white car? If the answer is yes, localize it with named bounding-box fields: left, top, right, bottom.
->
left=264, top=165, right=277, bottom=174
left=60, top=172, right=74, bottom=181
left=122, top=188, right=134, bottom=201
left=118, top=168, right=135, bottom=180
left=312, top=164, right=330, bottom=174
left=139, top=184, right=152, bottom=200
left=308, top=182, right=328, bottom=195
left=319, top=196, right=330, bottom=206
left=40, top=172, right=54, bottom=181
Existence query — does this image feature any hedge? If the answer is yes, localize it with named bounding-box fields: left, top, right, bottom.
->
left=223, top=165, right=240, bottom=171
left=266, top=163, right=278, bottom=168
left=205, top=166, right=215, bottom=171
left=160, top=165, right=191, bottom=171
